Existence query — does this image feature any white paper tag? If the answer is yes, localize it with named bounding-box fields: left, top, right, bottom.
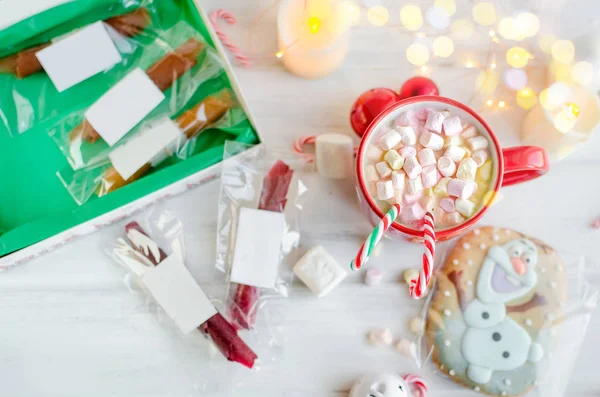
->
left=230, top=208, right=285, bottom=289
left=0, top=0, right=71, bottom=30
left=109, top=117, right=184, bottom=180
left=85, top=68, right=165, bottom=146
left=35, top=22, right=122, bottom=92
left=142, top=255, right=217, bottom=335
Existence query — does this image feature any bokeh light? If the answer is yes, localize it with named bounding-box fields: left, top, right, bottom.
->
left=504, top=68, right=528, bottom=90
left=400, top=5, right=423, bottom=31
left=451, top=19, right=474, bottom=40
left=434, top=0, right=456, bottom=16
left=426, top=6, right=451, bottom=30
left=550, top=61, right=573, bottom=84
left=472, top=2, right=496, bottom=26
left=406, top=44, right=430, bottom=66
left=506, top=47, right=530, bottom=68
left=572, top=61, right=594, bottom=85
left=516, top=13, right=539, bottom=37
left=476, top=70, right=499, bottom=94
left=308, top=16, right=321, bottom=34
left=551, top=40, right=575, bottom=63
left=433, top=36, right=454, bottom=57
left=498, top=18, right=519, bottom=40
left=539, top=34, right=557, bottom=54
left=340, top=1, right=361, bottom=26
left=367, top=5, right=389, bottom=26
left=516, top=88, right=537, bottom=109
left=540, top=83, right=569, bottom=110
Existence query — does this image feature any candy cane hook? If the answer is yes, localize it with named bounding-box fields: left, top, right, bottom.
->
left=210, top=9, right=251, bottom=68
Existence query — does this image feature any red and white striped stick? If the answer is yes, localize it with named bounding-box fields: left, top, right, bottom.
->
left=403, top=373, right=428, bottom=397
left=409, top=212, right=436, bottom=299
left=292, top=135, right=359, bottom=164
left=210, top=9, right=252, bottom=68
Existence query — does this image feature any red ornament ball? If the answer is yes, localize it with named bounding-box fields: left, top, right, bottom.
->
left=350, top=88, right=401, bottom=137
left=398, top=77, right=439, bottom=100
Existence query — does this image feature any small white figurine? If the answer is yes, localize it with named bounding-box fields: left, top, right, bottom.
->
left=350, top=373, right=427, bottom=397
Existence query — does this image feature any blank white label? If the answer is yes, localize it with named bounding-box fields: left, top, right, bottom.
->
left=142, top=255, right=217, bottom=335
left=85, top=68, right=165, bottom=146
left=36, top=22, right=122, bottom=92
left=0, top=0, right=71, bottom=30
left=230, top=208, right=285, bottom=289
left=109, top=117, right=184, bottom=180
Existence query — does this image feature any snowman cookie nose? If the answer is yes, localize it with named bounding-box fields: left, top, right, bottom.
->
left=511, top=257, right=526, bottom=275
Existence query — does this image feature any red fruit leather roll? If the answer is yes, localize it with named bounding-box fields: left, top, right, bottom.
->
left=0, top=8, right=151, bottom=79
left=229, top=161, right=294, bottom=330
left=74, top=37, right=205, bottom=143
left=125, top=221, right=257, bottom=368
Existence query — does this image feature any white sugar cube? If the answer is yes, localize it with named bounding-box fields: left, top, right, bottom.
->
left=375, top=161, right=392, bottom=178
left=293, top=246, right=347, bottom=298
left=384, top=150, right=405, bottom=170
left=379, top=130, right=402, bottom=150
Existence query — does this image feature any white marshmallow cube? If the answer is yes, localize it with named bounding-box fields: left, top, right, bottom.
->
left=462, top=124, right=478, bottom=138
left=456, top=158, right=478, bottom=181
left=399, top=145, right=417, bottom=158
left=472, top=149, right=488, bottom=167
left=400, top=202, right=425, bottom=222
left=403, top=192, right=421, bottom=204
left=437, top=156, right=457, bottom=177
left=375, top=161, right=392, bottom=178
left=384, top=150, right=405, bottom=170
left=417, top=148, right=437, bottom=167
left=434, top=177, right=451, bottom=195
left=293, top=245, right=347, bottom=298
left=467, top=136, right=489, bottom=151
left=403, top=156, right=422, bottom=179
left=444, top=211, right=465, bottom=225
left=391, top=171, right=406, bottom=189
left=421, top=164, right=441, bottom=188
left=376, top=180, right=394, bottom=200
left=439, top=197, right=455, bottom=212
left=394, top=109, right=417, bottom=127
left=406, top=175, right=423, bottom=194
left=398, top=126, right=417, bottom=145
left=366, top=145, right=384, bottom=162
left=315, top=133, right=354, bottom=179
left=416, top=107, right=431, bottom=121
left=444, top=145, right=467, bottom=162
left=442, top=115, right=462, bottom=136
left=420, top=195, right=435, bottom=212
left=379, top=130, right=402, bottom=150
left=447, top=178, right=475, bottom=199
left=424, top=111, right=446, bottom=133
left=365, top=165, right=378, bottom=182
left=455, top=198, right=476, bottom=217
left=420, top=131, right=444, bottom=151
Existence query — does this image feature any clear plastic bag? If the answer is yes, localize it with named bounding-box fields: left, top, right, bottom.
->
left=413, top=226, right=598, bottom=397
left=216, top=142, right=308, bottom=331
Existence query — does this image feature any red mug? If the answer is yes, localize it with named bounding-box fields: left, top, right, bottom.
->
left=355, top=96, right=549, bottom=241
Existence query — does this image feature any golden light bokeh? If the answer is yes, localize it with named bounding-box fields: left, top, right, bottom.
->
left=498, top=100, right=506, bottom=108
left=516, top=88, right=537, bottom=109
left=539, top=34, right=557, bottom=54
left=550, top=60, right=573, bottom=84
left=506, top=47, right=530, bottom=68
left=472, top=2, right=496, bottom=26
left=433, top=36, right=454, bottom=57
left=400, top=5, right=423, bottom=31
left=554, top=111, right=576, bottom=133
left=435, top=0, right=456, bottom=16
left=340, top=0, right=360, bottom=26
left=572, top=61, right=594, bottom=85
left=540, top=83, right=569, bottom=110
left=367, top=5, right=389, bottom=26
left=406, top=43, right=430, bottom=66
left=476, top=70, right=499, bottom=94
left=516, top=13, right=540, bottom=37
left=308, top=16, right=321, bottom=34
left=551, top=40, right=575, bottom=63
left=498, top=18, right=519, bottom=40
left=451, top=19, right=474, bottom=40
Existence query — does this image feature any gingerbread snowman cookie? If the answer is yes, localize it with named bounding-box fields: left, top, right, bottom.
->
left=426, top=227, right=566, bottom=396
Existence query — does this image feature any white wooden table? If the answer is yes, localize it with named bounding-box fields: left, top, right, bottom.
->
left=2, top=1, right=600, bottom=396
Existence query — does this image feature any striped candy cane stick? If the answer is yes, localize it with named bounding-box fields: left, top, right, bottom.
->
left=409, top=212, right=436, bottom=299
left=292, top=135, right=317, bottom=163
left=403, top=373, right=428, bottom=397
left=350, top=204, right=401, bottom=271
left=210, top=9, right=252, bottom=68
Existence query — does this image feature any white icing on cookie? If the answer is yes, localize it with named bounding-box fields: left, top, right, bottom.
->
left=525, top=319, right=533, bottom=327
left=444, top=339, right=451, bottom=347
left=501, top=391, right=507, bottom=396
left=479, top=243, right=487, bottom=250
left=444, top=290, right=451, bottom=297
left=452, top=259, right=459, bottom=265
left=444, top=309, right=451, bottom=317
left=504, top=379, right=512, bottom=386
left=540, top=267, right=547, bottom=273
left=474, top=229, right=481, bottom=236
left=493, top=235, right=500, bottom=241
left=467, top=259, right=473, bottom=266
left=467, top=280, right=473, bottom=286
left=549, top=281, right=556, bottom=289
left=449, top=369, right=456, bottom=376
left=474, top=386, right=481, bottom=392
left=463, top=243, right=471, bottom=250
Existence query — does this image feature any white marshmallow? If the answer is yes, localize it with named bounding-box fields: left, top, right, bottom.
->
left=444, top=145, right=467, bottom=162
left=365, top=165, right=378, bottom=182
left=394, top=109, right=417, bottom=127
left=439, top=197, right=455, bottom=212
left=365, top=268, right=383, bottom=286
left=293, top=245, right=347, bottom=298
left=403, top=192, right=421, bottom=204
left=399, top=145, right=417, bottom=158
left=403, top=155, right=422, bottom=179
left=391, top=171, right=406, bottom=189
left=444, top=211, right=465, bottom=225
left=366, top=145, right=384, bottom=162
left=420, top=131, right=444, bottom=151
left=375, top=161, right=392, bottom=178
left=421, top=164, right=441, bottom=188
left=315, top=133, right=354, bottom=179
left=471, top=149, right=488, bottom=167
left=406, top=176, right=423, bottom=194
left=417, top=148, right=437, bottom=167
left=434, top=177, right=451, bottom=195
left=395, top=338, right=417, bottom=359
left=379, top=130, right=402, bottom=150
left=368, top=328, right=393, bottom=345
left=398, top=126, right=417, bottom=145
left=455, top=198, right=476, bottom=217
left=392, top=189, right=404, bottom=204
left=437, top=156, right=457, bottom=177
left=478, top=161, right=492, bottom=181
left=424, top=111, right=446, bottom=133
left=400, top=202, right=425, bottom=222
left=384, top=150, right=405, bottom=170
left=442, top=116, right=462, bottom=136
left=376, top=180, right=394, bottom=200
left=420, top=195, right=435, bottom=212
left=416, top=107, right=431, bottom=121
left=467, top=136, right=489, bottom=151
left=462, top=124, right=478, bottom=138
left=447, top=178, right=475, bottom=199
left=456, top=158, right=478, bottom=181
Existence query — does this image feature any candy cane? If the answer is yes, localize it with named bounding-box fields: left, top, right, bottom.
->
left=409, top=212, right=436, bottom=299
left=403, top=373, right=428, bottom=397
left=293, top=135, right=359, bottom=163
left=350, top=204, right=401, bottom=271
left=210, top=10, right=251, bottom=68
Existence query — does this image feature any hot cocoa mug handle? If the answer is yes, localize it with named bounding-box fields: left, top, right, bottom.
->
left=502, top=146, right=549, bottom=187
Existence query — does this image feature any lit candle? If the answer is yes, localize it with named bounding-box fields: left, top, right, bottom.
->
left=277, top=0, right=351, bottom=78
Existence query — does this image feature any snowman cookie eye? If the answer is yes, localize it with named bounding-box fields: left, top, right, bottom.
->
left=511, top=247, right=522, bottom=256
left=398, top=385, right=404, bottom=391
left=524, top=254, right=534, bottom=265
